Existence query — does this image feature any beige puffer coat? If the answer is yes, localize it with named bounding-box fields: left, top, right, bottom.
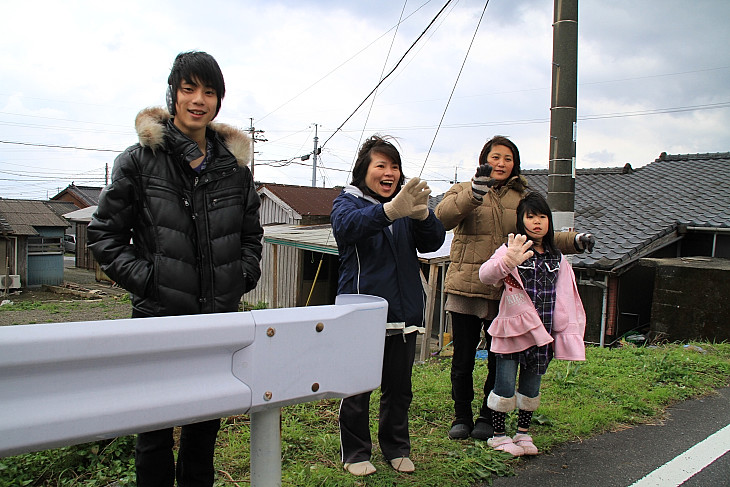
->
left=435, top=175, right=578, bottom=301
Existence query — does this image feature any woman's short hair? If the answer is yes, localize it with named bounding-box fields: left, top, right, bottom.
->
left=351, top=135, right=405, bottom=197
left=167, top=51, right=226, bottom=117
left=478, top=135, right=521, bottom=178
left=516, top=192, right=557, bottom=255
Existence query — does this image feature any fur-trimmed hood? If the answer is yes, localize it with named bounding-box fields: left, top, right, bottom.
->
left=134, top=106, right=252, bottom=167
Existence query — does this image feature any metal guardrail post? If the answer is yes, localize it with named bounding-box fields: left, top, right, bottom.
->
left=251, top=408, right=282, bottom=486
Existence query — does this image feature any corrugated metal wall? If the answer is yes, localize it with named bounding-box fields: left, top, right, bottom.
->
left=244, top=194, right=303, bottom=308
left=259, top=197, right=297, bottom=226
left=243, top=243, right=301, bottom=309
left=26, top=228, right=65, bottom=287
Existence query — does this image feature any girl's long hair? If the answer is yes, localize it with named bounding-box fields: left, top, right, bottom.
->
left=516, top=192, right=558, bottom=255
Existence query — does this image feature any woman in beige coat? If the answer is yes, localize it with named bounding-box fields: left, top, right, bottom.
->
left=435, top=135, right=593, bottom=440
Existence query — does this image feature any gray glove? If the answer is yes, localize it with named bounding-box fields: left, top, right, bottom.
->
left=471, top=164, right=495, bottom=201
left=384, top=178, right=430, bottom=221
left=575, top=233, right=595, bottom=253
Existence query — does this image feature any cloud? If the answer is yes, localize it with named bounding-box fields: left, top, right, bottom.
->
left=0, top=0, right=728, bottom=199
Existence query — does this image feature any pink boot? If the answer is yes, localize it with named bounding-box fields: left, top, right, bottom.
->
left=513, top=433, right=539, bottom=455
left=487, top=435, right=525, bottom=456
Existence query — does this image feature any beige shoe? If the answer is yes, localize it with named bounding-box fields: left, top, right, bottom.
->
left=389, top=457, right=415, bottom=473
left=344, top=460, right=376, bottom=476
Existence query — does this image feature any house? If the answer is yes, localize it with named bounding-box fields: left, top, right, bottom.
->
left=246, top=184, right=343, bottom=308
left=0, top=199, right=70, bottom=289
left=62, top=206, right=97, bottom=270
left=522, top=151, right=730, bottom=344
left=257, top=183, right=342, bottom=226
left=50, top=183, right=103, bottom=209
left=50, top=184, right=104, bottom=247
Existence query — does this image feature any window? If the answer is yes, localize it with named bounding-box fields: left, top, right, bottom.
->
left=27, top=236, right=63, bottom=255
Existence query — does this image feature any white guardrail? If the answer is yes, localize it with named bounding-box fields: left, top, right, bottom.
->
left=0, top=294, right=387, bottom=486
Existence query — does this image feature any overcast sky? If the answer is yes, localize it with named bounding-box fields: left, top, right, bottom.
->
left=2, top=0, right=729, bottom=199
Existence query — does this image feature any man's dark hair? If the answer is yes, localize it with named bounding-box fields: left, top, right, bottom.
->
left=167, top=51, right=226, bottom=117
left=478, top=135, right=521, bottom=178
left=350, top=135, right=405, bottom=201
left=516, top=192, right=557, bottom=255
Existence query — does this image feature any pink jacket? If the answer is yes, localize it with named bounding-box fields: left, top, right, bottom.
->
left=478, top=245, right=586, bottom=361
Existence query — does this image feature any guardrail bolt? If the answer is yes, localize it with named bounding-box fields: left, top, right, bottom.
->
left=266, top=327, right=276, bottom=337
left=263, top=391, right=273, bottom=401
left=311, top=383, right=320, bottom=392
left=315, top=322, right=324, bottom=332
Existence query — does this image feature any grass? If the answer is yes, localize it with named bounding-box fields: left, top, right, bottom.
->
left=1, top=341, right=729, bottom=487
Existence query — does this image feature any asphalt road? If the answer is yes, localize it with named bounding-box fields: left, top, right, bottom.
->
left=485, top=387, right=730, bottom=487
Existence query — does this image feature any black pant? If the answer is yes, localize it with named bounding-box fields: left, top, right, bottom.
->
left=339, top=332, right=417, bottom=463
left=135, top=418, right=221, bottom=487
left=450, top=312, right=495, bottom=427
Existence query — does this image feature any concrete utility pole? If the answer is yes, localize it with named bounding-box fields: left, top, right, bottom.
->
left=311, top=124, right=319, bottom=187
left=547, top=0, right=578, bottom=231
left=248, top=118, right=268, bottom=180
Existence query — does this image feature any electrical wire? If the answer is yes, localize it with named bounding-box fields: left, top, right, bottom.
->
left=320, top=0, right=454, bottom=150
left=419, top=0, right=489, bottom=177
left=0, top=140, right=122, bottom=153
left=257, top=0, right=436, bottom=124
left=348, top=0, right=410, bottom=177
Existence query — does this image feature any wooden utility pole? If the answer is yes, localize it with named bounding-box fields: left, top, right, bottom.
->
left=248, top=118, right=267, bottom=180
left=548, top=0, right=578, bottom=231
left=311, top=124, right=319, bottom=187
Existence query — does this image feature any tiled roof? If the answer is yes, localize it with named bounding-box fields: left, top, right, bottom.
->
left=45, top=200, right=80, bottom=219
left=50, top=184, right=103, bottom=206
left=259, top=183, right=342, bottom=217
left=74, top=185, right=103, bottom=205
left=520, top=151, right=730, bottom=271
left=0, top=199, right=70, bottom=236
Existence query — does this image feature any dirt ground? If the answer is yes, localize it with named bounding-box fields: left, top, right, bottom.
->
left=0, top=265, right=132, bottom=326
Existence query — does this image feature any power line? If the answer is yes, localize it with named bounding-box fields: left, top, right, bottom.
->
left=0, top=140, right=122, bottom=153
left=1, top=101, right=727, bottom=157
left=419, top=0, right=489, bottom=177
left=320, top=0, right=455, bottom=150
left=348, top=0, right=410, bottom=178
left=256, top=0, right=436, bottom=124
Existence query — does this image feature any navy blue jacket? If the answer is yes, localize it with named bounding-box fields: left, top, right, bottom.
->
left=331, top=186, right=446, bottom=326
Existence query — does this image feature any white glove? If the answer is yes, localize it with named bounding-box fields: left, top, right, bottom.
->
left=384, top=178, right=431, bottom=221
left=410, top=180, right=431, bottom=220
left=502, top=233, right=534, bottom=269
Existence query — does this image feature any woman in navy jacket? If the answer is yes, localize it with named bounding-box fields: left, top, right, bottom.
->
left=331, top=135, right=446, bottom=476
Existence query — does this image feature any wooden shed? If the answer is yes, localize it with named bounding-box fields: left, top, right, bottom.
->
left=0, top=199, right=69, bottom=289
left=245, top=184, right=342, bottom=309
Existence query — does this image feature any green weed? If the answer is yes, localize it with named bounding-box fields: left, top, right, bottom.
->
left=1, top=342, right=728, bottom=486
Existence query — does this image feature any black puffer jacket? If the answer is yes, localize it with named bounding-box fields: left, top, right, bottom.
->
left=88, top=107, right=263, bottom=316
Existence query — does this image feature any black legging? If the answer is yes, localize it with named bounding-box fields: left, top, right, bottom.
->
left=450, top=312, right=495, bottom=426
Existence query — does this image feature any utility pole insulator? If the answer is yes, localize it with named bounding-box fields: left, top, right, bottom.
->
left=248, top=117, right=268, bottom=181
left=311, top=124, right=319, bottom=188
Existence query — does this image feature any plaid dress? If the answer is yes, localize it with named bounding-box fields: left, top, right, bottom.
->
left=495, top=248, right=562, bottom=375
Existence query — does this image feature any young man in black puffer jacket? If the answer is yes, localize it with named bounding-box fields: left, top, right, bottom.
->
left=88, top=50, right=262, bottom=487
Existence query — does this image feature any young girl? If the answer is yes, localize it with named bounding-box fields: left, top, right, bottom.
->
left=331, top=135, right=446, bottom=476
left=478, top=192, right=586, bottom=456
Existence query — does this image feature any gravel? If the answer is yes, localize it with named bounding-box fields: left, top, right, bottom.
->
left=0, top=266, right=132, bottom=326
